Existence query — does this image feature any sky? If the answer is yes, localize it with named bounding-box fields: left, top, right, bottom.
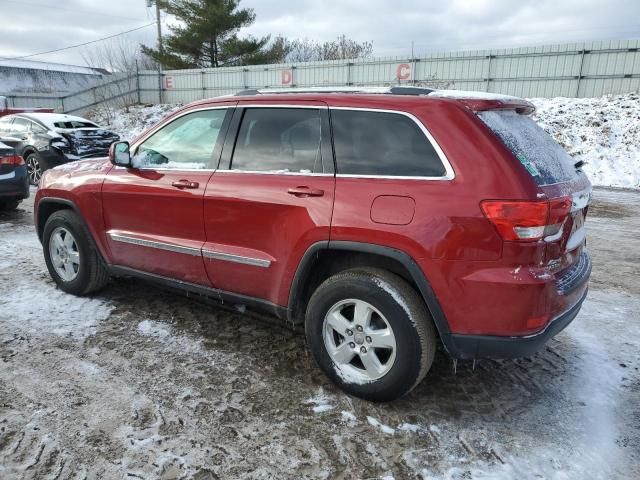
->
left=0, top=0, right=639, bottom=68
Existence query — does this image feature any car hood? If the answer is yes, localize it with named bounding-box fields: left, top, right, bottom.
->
left=41, top=157, right=112, bottom=187
left=52, top=157, right=111, bottom=174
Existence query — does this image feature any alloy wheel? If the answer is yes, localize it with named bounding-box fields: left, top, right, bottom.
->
left=49, top=227, right=80, bottom=282
left=26, top=155, right=42, bottom=185
left=323, top=298, right=397, bottom=383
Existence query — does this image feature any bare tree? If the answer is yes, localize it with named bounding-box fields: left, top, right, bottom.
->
left=81, top=38, right=156, bottom=122
left=81, top=37, right=156, bottom=73
left=271, top=35, right=374, bottom=63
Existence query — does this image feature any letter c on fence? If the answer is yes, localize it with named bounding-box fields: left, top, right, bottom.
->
left=281, top=70, right=293, bottom=85
left=396, top=63, right=411, bottom=81
left=164, top=76, right=174, bottom=89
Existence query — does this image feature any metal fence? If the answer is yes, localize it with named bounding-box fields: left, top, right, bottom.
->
left=4, top=39, right=640, bottom=114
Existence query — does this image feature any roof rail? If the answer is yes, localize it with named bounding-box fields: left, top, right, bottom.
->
left=234, top=86, right=435, bottom=96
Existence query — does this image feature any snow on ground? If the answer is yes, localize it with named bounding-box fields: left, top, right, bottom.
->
left=86, top=92, right=640, bottom=189
left=531, top=93, right=640, bottom=189
left=1, top=190, right=638, bottom=479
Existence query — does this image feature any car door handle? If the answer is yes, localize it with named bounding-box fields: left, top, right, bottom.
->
left=171, top=180, right=199, bottom=189
left=287, top=186, right=324, bottom=197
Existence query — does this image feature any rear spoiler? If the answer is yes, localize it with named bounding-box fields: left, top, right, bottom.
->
left=429, top=90, right=535, bottom=115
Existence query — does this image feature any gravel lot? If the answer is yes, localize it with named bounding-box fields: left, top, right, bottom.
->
left=1, top=188, right=638, bottom=479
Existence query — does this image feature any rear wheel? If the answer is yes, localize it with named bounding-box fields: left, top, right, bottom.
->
left=43, top=210, right=110, bottom=295
left=0, top=200, right=20, bottom=211
left=25, top=153, right=42, bottom=185
left=305, top=268, right=437, bottom=402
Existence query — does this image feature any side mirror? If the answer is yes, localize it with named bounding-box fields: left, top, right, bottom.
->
left=109, top=141, right=131, bottom=167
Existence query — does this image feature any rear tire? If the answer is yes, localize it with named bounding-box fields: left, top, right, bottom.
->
left=43, top=210, right=110, bottom=295
left=305, top=268, right=437, bottom=402
left=0, top=200, right=20, bottom=211
left=25, top=152, right=42, bottom=186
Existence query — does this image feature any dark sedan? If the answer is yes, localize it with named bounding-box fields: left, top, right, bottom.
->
left=0, top=140, right=29, bottom=211
left=0, top=113, right=119, bottom=185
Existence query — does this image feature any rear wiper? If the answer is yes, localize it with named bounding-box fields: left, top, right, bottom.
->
left=574, top=160, right=586, bottom=171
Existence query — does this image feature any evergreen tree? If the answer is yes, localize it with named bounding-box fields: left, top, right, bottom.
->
left=142, top=0, right=279, bottom=68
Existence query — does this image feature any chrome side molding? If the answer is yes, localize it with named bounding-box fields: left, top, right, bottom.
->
left=107, top=231, right=271, bottom=268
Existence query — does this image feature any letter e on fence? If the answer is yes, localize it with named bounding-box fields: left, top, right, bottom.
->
left=281, top=70, right=293, bottom=85
left=164, top=76, right=174, bottom=89
left=396, top=63, right=412, bottom=81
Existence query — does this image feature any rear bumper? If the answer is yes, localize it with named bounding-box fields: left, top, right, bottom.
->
left=0, top=165, right=29, bottom=199
left=443, top=287, right=588, bottom=359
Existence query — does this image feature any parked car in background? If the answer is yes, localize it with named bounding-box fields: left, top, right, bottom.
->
left=34, top=87, right=592, bottom=401
left=0, top=112, right=119, bottom=185
left=0, top=140, right=29, bottom=211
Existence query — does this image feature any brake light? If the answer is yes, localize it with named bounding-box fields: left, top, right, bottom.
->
left=0, top=154, right=25, bottom=166
left=480, top=197, right=572, bottom=242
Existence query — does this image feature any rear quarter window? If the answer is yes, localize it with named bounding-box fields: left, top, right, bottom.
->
left=331, top=109, right=447, bottom=177
left=477, top=110, right=577, bottom=185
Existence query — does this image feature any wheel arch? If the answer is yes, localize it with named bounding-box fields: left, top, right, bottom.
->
left=36, top=198, right=109, bottom=264
left=287, top=241, right=451, bottom=341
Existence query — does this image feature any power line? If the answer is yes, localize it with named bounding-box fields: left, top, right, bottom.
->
left=1, top=0, right=142, bottom=21
left=0, top=23, right=156, bottom=63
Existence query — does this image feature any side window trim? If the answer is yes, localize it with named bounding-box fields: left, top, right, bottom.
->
left=130, top=105, right=235, bottom=172
left=219, top=104, right=334, bottom=176
left=328, top=107, right=455, bottom=180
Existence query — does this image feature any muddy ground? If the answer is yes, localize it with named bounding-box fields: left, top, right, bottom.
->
left=1, top=188, right=638, bottom=479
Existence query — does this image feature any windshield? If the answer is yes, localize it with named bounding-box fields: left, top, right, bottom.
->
left=478, top=110, right=577, bottom=185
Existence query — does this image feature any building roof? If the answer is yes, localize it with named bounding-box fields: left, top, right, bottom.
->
left=0, top=58, right=102, bottom=75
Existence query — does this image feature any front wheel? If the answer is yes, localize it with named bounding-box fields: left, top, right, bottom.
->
left=305, top=268, right=437, bottom=402
left=25, top=153, right=42, bottom=185
left=43, top=210, right=110, bottom=295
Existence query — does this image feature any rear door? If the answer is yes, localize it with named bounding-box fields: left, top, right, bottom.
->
left=202, top=102, right=335, bottom=306
left=102, top=106, right=234, bottom=285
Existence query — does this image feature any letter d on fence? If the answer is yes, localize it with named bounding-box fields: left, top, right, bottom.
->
left=281, top=70, right=293, bottom=85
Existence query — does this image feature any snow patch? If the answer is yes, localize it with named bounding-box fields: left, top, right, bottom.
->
left=340, top=411, right=357, bottom=424
left=398, top=423, right=423, bottom=433
left=305, top=390, right=336, bottom=413
left=137, top=319, right=171, bottom=338
left=367, top=416, right=395, bottom=435
left=372, top=276, right=413, bottom=319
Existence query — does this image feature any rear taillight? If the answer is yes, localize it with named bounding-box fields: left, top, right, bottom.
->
left=0, top=155, right=25, bottom=166
left=480, top=197, right=572, bottom=242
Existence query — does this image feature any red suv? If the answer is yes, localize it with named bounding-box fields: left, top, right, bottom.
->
left=34, top=87, right=592, bottom=401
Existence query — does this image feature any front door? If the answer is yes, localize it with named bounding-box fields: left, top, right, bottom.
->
left=102, top=106, right=234, bottom=285
left=202, top=103, right=335, bottom=306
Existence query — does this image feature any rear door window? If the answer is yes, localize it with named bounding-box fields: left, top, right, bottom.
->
left=231, top=108, right=323, bottom=173
left=331, top=109, right=446, bottom=177
left=11, top=117, right=31, bottom=135
left=477, top=110, right=577, bottom=185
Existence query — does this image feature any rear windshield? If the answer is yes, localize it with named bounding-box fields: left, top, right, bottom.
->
left=54, top=121, right=98, bottom=129
left=477, top=110, right=576, bottom=185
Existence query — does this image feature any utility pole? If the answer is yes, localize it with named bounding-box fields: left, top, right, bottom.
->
left=147, top=0, right=163, bottom=55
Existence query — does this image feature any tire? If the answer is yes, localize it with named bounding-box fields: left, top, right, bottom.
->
left=0, top=200, right=20, bottom=211
left=25, top=152, right=43, bottom=186
left=43, top=210, right=110, bottom=295
left=305, top=268, right=437, bottom=402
